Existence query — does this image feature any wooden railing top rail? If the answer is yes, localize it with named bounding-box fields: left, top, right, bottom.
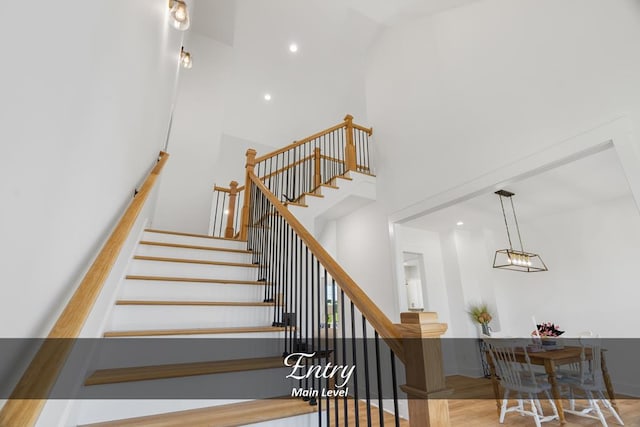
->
left=0, top=152, right=169, bottom=427
left=248, top=172, right=404, bottom=362
left=253, top=115, right=373, bottom=164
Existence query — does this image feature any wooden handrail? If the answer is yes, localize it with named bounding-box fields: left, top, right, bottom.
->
left=254, top=122, right=347, bottom=163
left=253, top=114, right=372, bottom=165
left=353, top=123, right=373, bottom=135
left=0, top=152, right=169, bottom=427
left=248, top=172, right=404, bottom=362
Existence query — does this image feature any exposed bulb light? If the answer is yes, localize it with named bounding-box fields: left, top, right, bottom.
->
left=289, top=43, right=298, bottom=53
left=264, top=93, right=272, bottom=101
left=224, top=209, right=229, bottom=215
left=456, top=221, right=464, bottom=226
left=180, top=47, right=192, bottom=69
left=169, top=0, right=190, bottom=31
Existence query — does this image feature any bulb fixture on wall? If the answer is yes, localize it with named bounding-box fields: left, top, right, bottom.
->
left=180, top=46, right=192, bottom=69
left=493, top=190, right=547, bottom=272
left=169, top=0, right=190, bottom=31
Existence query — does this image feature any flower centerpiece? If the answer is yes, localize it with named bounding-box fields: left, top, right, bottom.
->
left=532, top=322, right=564, bottom=346
left=467, top=303, right=493, bottom=336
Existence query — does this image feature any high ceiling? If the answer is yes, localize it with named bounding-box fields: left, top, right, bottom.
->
left=405, top=147, right=634, bottom=233
left=190, top=0, right=485, bottom=45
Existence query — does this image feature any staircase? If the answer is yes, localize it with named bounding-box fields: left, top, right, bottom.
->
left=0, top=116, right=451, bottom=427
left=75, top=229, right=317, bottom=426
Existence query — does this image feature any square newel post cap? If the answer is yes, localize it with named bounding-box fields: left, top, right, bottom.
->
left=397, top=312, right=448, bottom=338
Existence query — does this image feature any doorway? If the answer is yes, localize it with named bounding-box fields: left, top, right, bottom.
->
left=402, top=252, right=427, bottom=311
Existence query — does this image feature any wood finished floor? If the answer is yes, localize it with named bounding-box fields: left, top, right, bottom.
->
left=291, top=376, right=639, bottom=426
left=79, top=375, right=639, bottom=426
left=445, top=375, right=640, bottom=426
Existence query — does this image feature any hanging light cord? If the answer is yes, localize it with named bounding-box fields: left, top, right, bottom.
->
left=509, top=196, right=525, bottom=253
left=499, top=195, right=514, bottom=250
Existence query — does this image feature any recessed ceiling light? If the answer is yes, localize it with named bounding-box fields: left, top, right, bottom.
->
left=264, top=93, right=272, bottom=101
left=289, top=43, right=298, bottom=53
left=456, top=221, right=464, bottom=226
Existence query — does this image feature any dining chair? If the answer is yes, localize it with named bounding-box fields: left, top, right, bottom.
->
left=484, top=338, right=559, bottom=427
left=558, top=337, right=624, bottom=426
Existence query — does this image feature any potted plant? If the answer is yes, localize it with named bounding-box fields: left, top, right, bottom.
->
left=467, top=303, right=493, bottom=336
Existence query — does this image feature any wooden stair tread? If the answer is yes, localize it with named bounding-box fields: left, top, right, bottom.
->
left=302, top=191, right=324, bottom=198
left=116, top=300, right=274, bottom=307
left=320, top=183, right=339, bottom=189
left=84, top=356, right=285, bottom=386
left=104, top=326, right=291, bottom=337
left=125, top=276, right=267, bottom=286
left=139, top=241, right=251, bottom=254
left=145, top=229, right=246, bottom=242
left=284, top=201, right=308, bottom=208
left=133, top=256, right=258, bottom=268
left=80, top=398, right=316, bottom=427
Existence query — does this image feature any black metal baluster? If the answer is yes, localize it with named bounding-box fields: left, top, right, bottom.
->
left=341, top=289, right=348, bottom=427
left=323, top=268, right=330, bottom=426
left=362, top=316, right=372, bottom=427
left=212, top=190, right=220, bottom=237
left=304, top=245, right=310, bottom=397
left=310, top=252, right=317, bottom=406
left=375, top=331, right=384, bottom=426
left=332, top=278, right=338, bottom=425
left=351, top=302, right=359, bottom=426
left=390, top=349, right=400, bottom=427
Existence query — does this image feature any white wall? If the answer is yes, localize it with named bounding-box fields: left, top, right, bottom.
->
left=366, top=0, right=640, bottom=208
left=0, top=1, right=183, bottom=337
left=328, top=0, right=640, bottom=338
left=153, top=32, right=233, bottom=234
left=335, top=202, right=398, bottom=318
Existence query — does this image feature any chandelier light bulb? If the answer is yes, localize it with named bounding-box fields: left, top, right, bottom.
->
left=180, top=47, right=192, bottom=69
left=169, top=0, right=191, bottom=31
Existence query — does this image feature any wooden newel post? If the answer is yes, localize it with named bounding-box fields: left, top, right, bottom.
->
left=344, top=114, right=357, bottom=172
left=240, top=149, right=257, bottom=241
left=224, top=180, right=239, bottom=238
left=314, top=147, right=322, bottom=189
left=396, top=312, right=451, bottom=427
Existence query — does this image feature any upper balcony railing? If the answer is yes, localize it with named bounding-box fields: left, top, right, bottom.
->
left=211, top=115, right=373, bottom=240
left=252, top=114, right=373, bottom=207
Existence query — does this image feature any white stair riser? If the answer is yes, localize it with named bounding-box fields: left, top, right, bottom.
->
left=90, top=341, right=285, bottom=370
left=120, top=280, right=266, bottom=302
left=109, top=305, right=274, bottom=330
left=76, top=399, right=246, bottom=426
left=128, top=259, right=258, bottom=281
left=136, top=244, right=252, bottom=264
left=142, top=231, right=246, bottom=250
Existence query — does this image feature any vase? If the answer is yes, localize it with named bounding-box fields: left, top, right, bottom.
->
left=481, top=323, right=490, bottom=336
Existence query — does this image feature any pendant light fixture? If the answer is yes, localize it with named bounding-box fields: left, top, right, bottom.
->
left=168, top=0, right=190, bottom=31
left=493, top=190, right=547, bottom=272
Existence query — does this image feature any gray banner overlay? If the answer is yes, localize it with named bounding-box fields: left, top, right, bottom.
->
left=0, top=339, right=637, bottom=399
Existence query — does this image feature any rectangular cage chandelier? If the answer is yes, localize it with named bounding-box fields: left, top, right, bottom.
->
left=493, top=190, right=548, bottom=272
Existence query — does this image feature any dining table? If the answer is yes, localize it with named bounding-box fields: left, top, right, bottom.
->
left=485, top=345, right=618, bottom=424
